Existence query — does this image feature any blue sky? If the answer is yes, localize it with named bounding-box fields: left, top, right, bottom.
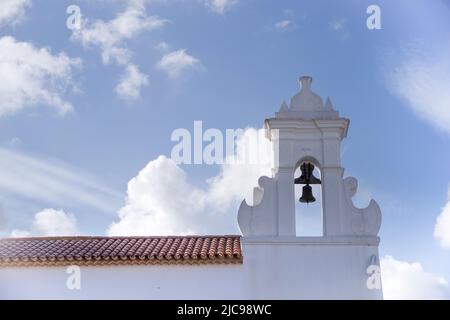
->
left=0, top=0, right=450, bottom=298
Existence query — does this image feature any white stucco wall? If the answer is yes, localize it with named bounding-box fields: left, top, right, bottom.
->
left=0, top=237, right=382, bottom=299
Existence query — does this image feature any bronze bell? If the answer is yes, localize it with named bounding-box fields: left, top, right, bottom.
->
left=294, top=163, right=321, bottom=185
left=299, top=185, right=316, bottom=203
left=295, top=162, right=321, bottom=204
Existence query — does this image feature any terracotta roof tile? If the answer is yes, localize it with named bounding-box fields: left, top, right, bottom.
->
left=0, top=235, right=243, bottom=267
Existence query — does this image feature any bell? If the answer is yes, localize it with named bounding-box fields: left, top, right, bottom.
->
left=294, top=163, right=321, bottom=185
left=299, top=184, right=316, bottom=203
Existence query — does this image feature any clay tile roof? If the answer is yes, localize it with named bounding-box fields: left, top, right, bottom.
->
left=0, top=235, right=243, bottom=267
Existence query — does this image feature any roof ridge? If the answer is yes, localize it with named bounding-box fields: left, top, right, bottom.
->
left=0, top=235, right=242, bottom=241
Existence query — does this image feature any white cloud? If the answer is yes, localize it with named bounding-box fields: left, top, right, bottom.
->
left=206, top=128, right=274, bottom=211
left=7, top=137, right=22, bottom=147
left=0, top=203, right=6, bottom=232
left=381, top=255, right=450, bottom=299
left=283, top=9, right=294, bottom=17
left=434, top=190, right=450, bottom=249
left=329, top=17, right=346, bottom=31
left=10, top=229, right=30, bottom=237
left=0, top=148, right=122, bottom=213
left=0, top=0, right=31, bottom=27
left=274, top=20, right=293, bottom=32
left=108, top=155, right=208, bottom=235
left=156, top=49, right=202, bottom=79
left=11, top=208, right=79, bottom=237
left=155, top=41, right=169, bottom=52
left=108, top=128, right=273, bottom=236
left=386, top=43, right=450, bottom=134
left=116, top=64, right=149, bottom=100
left=71, top=1, right=167, bottom=99
left=329, top=17, right=349, bottom=40
left=206, top=0, right=236, bottom=14
left=72, top=4, right=167, bottom=65
left=0, top=36, right=81, bottom=117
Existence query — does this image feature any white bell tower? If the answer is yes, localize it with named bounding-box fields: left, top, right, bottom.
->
left=237, top=76, right=383, bottom=299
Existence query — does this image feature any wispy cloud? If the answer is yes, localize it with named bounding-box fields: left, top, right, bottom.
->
left=329, top=17, right=349, bottom=40
left=273, top=9, right=301, bottom=33
left=71, top=1, right=168, bottom=100
left=0, top=0, right=31, bottom=27
left=205, top=0, right=236, bottom=15
left=156, top=49, right=203, bottom=79
left=116, top=63, right=150, bottom=101
left=0, top=148, right=122, bottom=213
left=155, top=41, right=169, bottom=52
left=385, top=42, right=450, bottom=134
left=0, top=36, right=81, bottom=117
left=7, top=137, right=22, bottom=148
left=282, top=9, right=294, bottom=17
left=72, top=4, right=167, bottom=65
left=274, top=20, right=294, bottom=32
left=329, top=17, right=346, bottom=31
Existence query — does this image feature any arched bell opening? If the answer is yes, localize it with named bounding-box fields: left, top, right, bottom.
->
left=294, top=159, right=323, bottom=236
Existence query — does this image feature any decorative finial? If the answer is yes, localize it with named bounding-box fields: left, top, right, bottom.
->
left=290, top=75, right=323, bottom=111
left=275, top=75, right=340, bottom=120
left=299, top=76, right=313, bottom=91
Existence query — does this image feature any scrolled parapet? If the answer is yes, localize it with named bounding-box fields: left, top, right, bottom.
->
left=237, top=176, right=278, bottom=236
left=343, top=177, right=382, bottom=236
